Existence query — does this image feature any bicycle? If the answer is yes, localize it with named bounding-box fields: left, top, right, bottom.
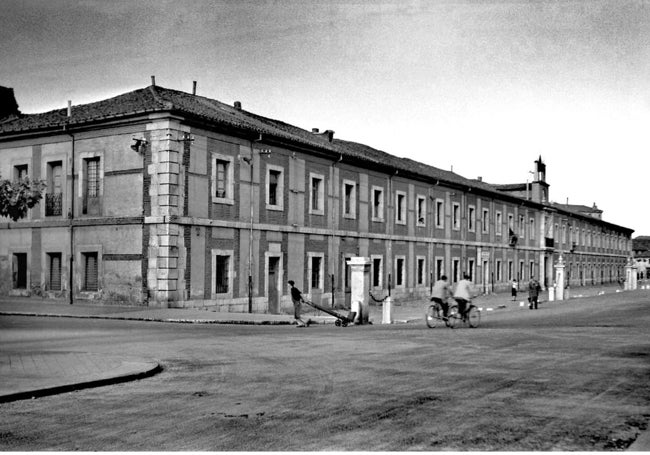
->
left=425, top=298, right=481, bottom=328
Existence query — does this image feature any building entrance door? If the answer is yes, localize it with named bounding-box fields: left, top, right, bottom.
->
left=268, top=257, right=280, bottom=314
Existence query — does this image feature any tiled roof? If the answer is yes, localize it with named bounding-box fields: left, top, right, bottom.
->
left=552, top=203, right=603, bottom=214
left=0, top=84, right=635, bottom=233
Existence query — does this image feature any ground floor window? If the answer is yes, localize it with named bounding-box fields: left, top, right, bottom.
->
left=48, top=252, right=62, bottom=291
left=436, top=258, right=444, bottom=280
left=395, top=257, right=405, bottom=287
left=12, top=253, right=27, bottom=289
left=372, top=256, right=382, bottom=288
left=416, top=257, right=425, bottom=286
left=215, top=255, right=230, bottom=293
left=308, top=253, right=324, bottom=290
left=82, top=252, right=98, bottom=291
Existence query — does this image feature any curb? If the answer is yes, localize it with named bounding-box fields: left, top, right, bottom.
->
left=0, top=362, right=163, bottom=404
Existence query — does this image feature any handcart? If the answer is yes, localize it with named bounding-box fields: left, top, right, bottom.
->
left=303, top=300, right=356, bottom=327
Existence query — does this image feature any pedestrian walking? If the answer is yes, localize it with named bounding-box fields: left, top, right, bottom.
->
left=511, top=279, right=518, bottom=301
left=528, top=278, right=542, bottom=309
left=288, top=280, right=309, bottom=327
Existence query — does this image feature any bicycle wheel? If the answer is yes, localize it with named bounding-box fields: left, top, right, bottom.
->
left=446, top=305, right=460, bottom=328
left=467, top=305, right=481, bottom=328
left=425, top=303, right=442, bottom=328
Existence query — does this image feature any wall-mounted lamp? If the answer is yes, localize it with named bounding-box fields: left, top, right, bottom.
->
left=131, top=137, right=148, bottom=154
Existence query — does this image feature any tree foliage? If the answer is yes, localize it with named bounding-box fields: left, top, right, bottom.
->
left=0, top=176, right=47, bottom=221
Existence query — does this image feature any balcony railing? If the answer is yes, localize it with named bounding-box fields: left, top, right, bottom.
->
left=45, top=192, right=63, bottom=216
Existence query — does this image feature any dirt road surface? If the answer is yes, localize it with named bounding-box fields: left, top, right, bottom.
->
left=1, top=290, right=649, bottom=450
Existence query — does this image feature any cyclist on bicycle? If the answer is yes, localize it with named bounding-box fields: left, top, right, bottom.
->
left=453, top=273, right=474, bottom=321
left=430, top=275, right=451, bottom=319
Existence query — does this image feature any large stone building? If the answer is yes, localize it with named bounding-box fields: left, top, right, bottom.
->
left=0, top=82, right=634, bottom=311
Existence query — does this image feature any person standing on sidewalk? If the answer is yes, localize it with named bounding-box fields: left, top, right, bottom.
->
left=528, top=278, right=542, bottom=309
left=430, top=275, right=451, bottom=318
left=288, top=280, right=308, bottom=327
left=511, top=279, right=518, bottom=301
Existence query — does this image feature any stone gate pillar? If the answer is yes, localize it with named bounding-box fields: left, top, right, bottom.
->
left=347, top=257, right=370, bottom=324
left=625, top=259, right=638, bottom=291
left=555, top=254, right=566, bottom=301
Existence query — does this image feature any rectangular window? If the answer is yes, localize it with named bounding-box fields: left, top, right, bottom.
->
left=310, top=255, right=323, bottom=289
left=266, top=166, right=284, bottom=210
left=416, top=195, right=426, bottom=226
left=12, top=253, right=27, bottom=289
left=416, top=256, right=426, bottom=286
left=496, top=211, right=502, bottom=235
left=435, top=200, right=444, bottom=228
left=395, top=257, right=405, bottom=287
left=396, top=191, right=406, bottom=224
left=519, top=215, right=525, bottom=238
left=436, top=258, right=444, bottom=280
left=215, top=159, right=229, bottom=198
left=496, top=260, right=502, bottom=281
left=343, top=180, right=356, bottom=219
left=452, top=203, right=460, bottom=230
left=212, top=153, right=234, bottom=204
left=529, top=260, right=535, bottom=279
left=468, top=259, right=475, bottom=282
left=372, top=256, right=383, bottom=288
left=468, top=206, right=476, bottom=232
left=309, top=174, right=324, bottom=215
left=452, top=258, right=460, bottom=283
left=83, top=157, right=100, bottom=215
left=508, top=214, right=514, bottom=233
left=530, top=218, right=535, bottom=240
left=508, top=260, right=513, bottom=281
left=14, top=164, right=28, bottom=180
left=372, top=187, right=384, bottom=221
left=46, top=161, right=63, bottom=217
left=48, top=253, right=62, bottom=291
left=82, top=252, right=99, bottom=292
left=482, top=208, right=489, bottom=233
left=519, top=260, right=525, bottom=281
left=215, top=255, right=230, bottom=293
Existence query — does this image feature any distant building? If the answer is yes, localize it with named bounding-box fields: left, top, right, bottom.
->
left=0, top=83, right=635, bottom=311
left=633, top=236, right=650, bottom=280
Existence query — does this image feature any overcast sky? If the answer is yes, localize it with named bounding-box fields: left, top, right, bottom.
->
left=1, top=0, right=648, bottom=234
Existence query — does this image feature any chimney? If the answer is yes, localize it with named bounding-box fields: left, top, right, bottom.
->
left=67, top=100, right=72, bottom=117
left=477, top=176, right=482, bottom=182
left=0, top=86, right=21, bottom=119
left=325, top=129, right=334, bottom=142
left=312, top=128, right=319, bottom=133
left=151, top=75, right=156, bottom=86
left=234, top=101, right=242, bottom=110
left=192, top=81, right=197, bottom=95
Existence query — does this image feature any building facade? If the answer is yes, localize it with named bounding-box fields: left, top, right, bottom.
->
left=0, top=83, right=634, bottom=311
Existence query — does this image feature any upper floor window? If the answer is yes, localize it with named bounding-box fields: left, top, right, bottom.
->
left=212, top=154, right=234, bottom=204
left=416, top=195, right=426, bottom=226
left=342, top=180, right=356, bottom=219
left=396, top=191, right=406, bottom=225
left=371, top=186, right=384, bottom=221
left=435, top=199, right=444, bottom=228
left=83, top=157, right=101, bottom=215
left=14, top=164, right=28, bottom=180
left=482, top=208, right=489, bottom=233
left=452, top=202, right=460, bottom=230
left=46, top=161, right=63, bottom=217
left=530, top=218, right=535, bottom=240
left=266, top=165, right=284, bottom=211
left=309, top=173, right=324, bottom=215
left=495, top=211, right=502, bottom=235
left=468, top=205, right=476, bottom=232
left=518, top=214, right=525, bottom=238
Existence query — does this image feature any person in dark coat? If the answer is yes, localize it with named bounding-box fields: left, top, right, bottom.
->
left=288, top=280, right=308, bottom=327
left=528, top=278, right=542, bottom=309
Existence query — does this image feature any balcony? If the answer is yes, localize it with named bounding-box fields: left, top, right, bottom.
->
left=45, top=192, right=63, bottom=216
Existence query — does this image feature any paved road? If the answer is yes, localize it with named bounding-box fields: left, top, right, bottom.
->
left=1, top=286, right=648, bottom=450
